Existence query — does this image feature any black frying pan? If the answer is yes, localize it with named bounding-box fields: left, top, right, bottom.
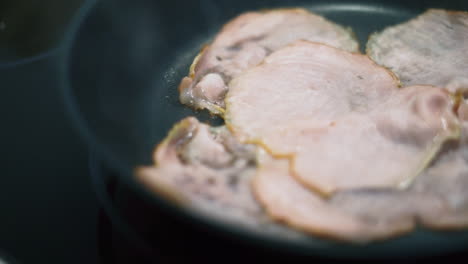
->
left=60, top=0, right=468, bottom=259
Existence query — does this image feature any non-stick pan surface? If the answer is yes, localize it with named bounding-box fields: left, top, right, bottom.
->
left=61, top=0, right=468, bottom=258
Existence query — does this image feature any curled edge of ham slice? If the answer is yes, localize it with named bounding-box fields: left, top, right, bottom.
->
left=134, top=117, right=308, bottom=238
left=178, top=8, right=360, bottom=115
left=224, top=40, right=401, bottom=156
left=135, top=118, right=198, bottom=205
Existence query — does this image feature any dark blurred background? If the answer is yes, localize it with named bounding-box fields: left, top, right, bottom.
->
left=0, top=0, right=98, bottom=263
left=0, top=0, right=83, bottom=61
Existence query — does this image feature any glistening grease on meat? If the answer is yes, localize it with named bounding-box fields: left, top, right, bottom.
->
left=179, top=8, right=359, bottom=115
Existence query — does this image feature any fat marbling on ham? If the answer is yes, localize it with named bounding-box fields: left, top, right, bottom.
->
left=178, top=8, right=359, bottom=115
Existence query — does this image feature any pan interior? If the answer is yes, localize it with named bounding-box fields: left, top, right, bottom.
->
left=65, top=0, right=468, bottom=258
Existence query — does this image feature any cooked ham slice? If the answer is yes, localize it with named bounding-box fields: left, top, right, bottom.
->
left=226, top=41, right=459, bottom=195
left=458, top=99, right=468, bottom=142
left=367, top=9, right=468, bottom=92
left=329, top=144, right=468, bottom=232
left=137, top=118, right=468, bottom=242
left=136, top=117, right=304, bottom=237
left=410, top=145, right=468, bottom=229
left=330, top=189, right=447, bottom=231
left=136, top=117, right=259, bottom=221
left=179, top=8, right=359, bottom=115
left=254, top=149, right=468, bottom=242
left=292, top=86, right=459, bottom=194
left=253, top=151, right=419, bottom=242
left=225, top=41, right=398, bottom=152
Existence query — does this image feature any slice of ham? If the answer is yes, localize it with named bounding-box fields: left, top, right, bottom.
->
left=457, top=98, right=468, bottom=142
left=226, top=41, right=459, bottom=195
left=135, top=117, right=304, bottom=238
left=179, top=8, right=359, bottom=115
left=137, top=117, right=468, bottom=242
left=367, top=9, right=468, bottom=92
left=136, top=117, right=260, bottom=222
left=254, top=150, right=468, bottom=242
left=253, top=151, right=418, bottom=242
left=292, top=86, right=459, bottom=194
left=366, top=7, right=468, bottom=230
left=329, top=143, right=468, bottom=232
left=225, top=41, right=399, bottom=152
left=410, top=145, right=468, bottom=229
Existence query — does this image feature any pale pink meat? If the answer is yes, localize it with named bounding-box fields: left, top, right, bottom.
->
left=253, top=149, right=468, bottom=242
left=137, top=117, right=468, bottom=242
left=367, top=9, right=468, bottom=92
left=136, top=117, right=304, bottom=238
left=139, top=8, right=468, bottom=242
left=179, top=8, right=359, bottom=114
left=292, top=86, right=458, bottom=194
left=253, top=152, right=417, bottom=242
left=226, top=41, right=458, bottom=195
left=411, top=146, right=468, bottom=229
left=226, top=41, right=398, bottom=153
left=137, top=118, right=261, bottom=225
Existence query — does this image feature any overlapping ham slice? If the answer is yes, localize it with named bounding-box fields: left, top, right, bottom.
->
left=136, top=117, right=259, bottom=222
left=252, top=151, right=417, bottom=242
left=179, top=8, right=359, bottom=115
left=365, top=8, right=468, bottom=227
left=225, top=41, right=398, bottom=149
left=254, top=147, right=468, bottom=242
left=136, top=118, right=467, bottom=242
left=327, top=143, right=468, bottom=232
left=410, top=146, right=468, bottom=229
left=367, top=9, right=468, bottom=92
left=292, top=86, right=459, bottom=194
left=226, top=41, right=459, bottom=195
left=364, top=7, right=468, bottom=229
left=457, top=99, right=468, bottom=142
left=139, top=118, right=415, bottom=242
left=136, top=117, right=304, bottom=238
